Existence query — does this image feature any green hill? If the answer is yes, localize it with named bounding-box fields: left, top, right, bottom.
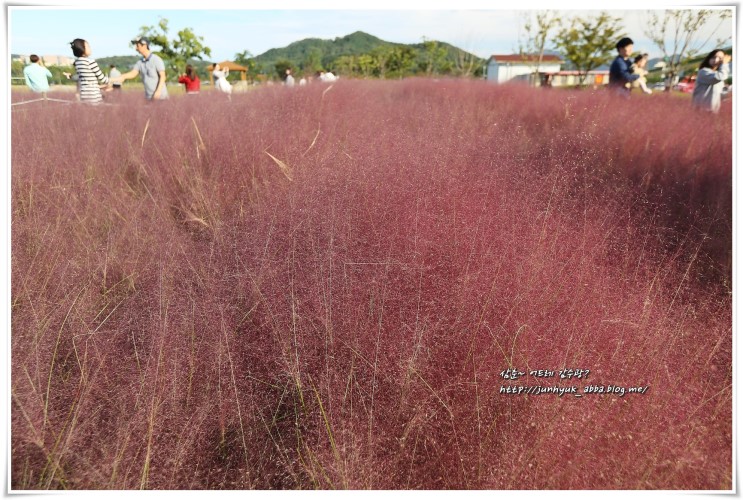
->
left=252, top=30, right=484, bottom=77
left=97, top=55, right=140, bottom=70
left=255, top=31, right=393, bottom=69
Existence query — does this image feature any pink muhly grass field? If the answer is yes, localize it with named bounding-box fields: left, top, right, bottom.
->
left=11, top=80, right=731, bottom=490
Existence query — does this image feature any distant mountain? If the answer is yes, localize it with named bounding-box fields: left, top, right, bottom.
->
left=256, top=31, right=394, bottom=69
left=97, top=55, right=141, bottom=70
left=409, top=39, right=483, bottom=66
left=253, top=30, right=484, bottom=76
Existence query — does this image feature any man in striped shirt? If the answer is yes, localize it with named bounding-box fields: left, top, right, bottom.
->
left=111, top=36, right=168, bottom=100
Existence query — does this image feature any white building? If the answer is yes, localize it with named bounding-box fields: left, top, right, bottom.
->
left=42, top=55, right=75, bottom=66
left=16, top=54, right=75, bottom=66
left=486, top=54, right=562, bottom=83
left=511, top=70, right=610, bottom=87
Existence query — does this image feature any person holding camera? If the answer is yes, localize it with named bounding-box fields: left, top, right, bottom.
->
left=212, top=63, right=232, bottom=94
left=692, top=49, right=731, bottom=113
left=178, top=64, right=201, bottom=94
left=23, top=54, right=53, bottom=98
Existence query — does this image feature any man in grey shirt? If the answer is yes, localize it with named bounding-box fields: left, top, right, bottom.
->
left=111, top=36, right=168, bottom=100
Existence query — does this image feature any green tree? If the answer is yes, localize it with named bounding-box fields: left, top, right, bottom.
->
left=421, top=38, right=449, bottom=76
left=11, top=60, right=24, bottom=80
left=302, top=47, right=323, bottom=73
left=371, top=46, right=393, bottom=78
left=332, top=55, right=357, bottom=76
left=644, top=9, right=732, bottom=91
left=453, top=47, right=480, bottom=78
left=388, top=46, right=416, bottom=78
left=234, top=50, right=260, bottom=81
left=138, top=17, right=212, bottom=77
left=554, top=12, right=625, bottom=86
left=274, top=59, right=292, bottom=80
left=47, top=65, right=75, bottom=85
left=518, top=11, right=561, bottom=85
left=357, top=54, right=376, bottom=78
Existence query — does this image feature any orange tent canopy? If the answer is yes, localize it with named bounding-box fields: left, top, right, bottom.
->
left=209, top=61, right=247, bottom=72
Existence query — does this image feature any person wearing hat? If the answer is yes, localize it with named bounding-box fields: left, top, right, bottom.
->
left=609, top=37, right=639, bottom=95
left=110, top=36, right=168, bottom=100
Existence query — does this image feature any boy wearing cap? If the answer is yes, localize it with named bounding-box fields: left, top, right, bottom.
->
left=111, top=36, right=168, bottom=100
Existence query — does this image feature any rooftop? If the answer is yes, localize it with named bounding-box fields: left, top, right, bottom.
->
left=490, top=54, right=563, bottom=63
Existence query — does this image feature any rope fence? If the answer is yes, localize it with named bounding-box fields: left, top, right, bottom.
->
left=11, top=96, right=75, bottom=106
left=11, top=96, right=119, bottom=109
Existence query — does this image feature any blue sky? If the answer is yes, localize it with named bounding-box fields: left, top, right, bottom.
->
left=7, top=2, right=735, bottom=63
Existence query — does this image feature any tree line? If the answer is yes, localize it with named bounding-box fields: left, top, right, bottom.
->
left=266, top=40, right=482, bottom=80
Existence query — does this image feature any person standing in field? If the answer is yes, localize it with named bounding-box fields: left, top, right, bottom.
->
left=69, top=39, right=109, bottom=104
left=212, top=63, right=232, bottom=94
left=692, top=49, right=731, bottom=113
left=178, top=64, right=201, bottom=94
left=110, top=36, right=168, bottom=100
left=609, top=37, right=639, bottom=95
left=23, top=54, right=53, bottom=98
left=284, top=67, right=295, bottom=87
left=109, top=65, right=122, bottom=90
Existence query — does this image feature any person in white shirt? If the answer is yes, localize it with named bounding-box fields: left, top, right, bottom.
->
left=212, top=63, right=232, bottom=94
left=108, top=65, right=122, bottom=90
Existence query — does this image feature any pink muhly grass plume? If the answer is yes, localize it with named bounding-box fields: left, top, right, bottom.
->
left=10, top=79, right=731, bottom=490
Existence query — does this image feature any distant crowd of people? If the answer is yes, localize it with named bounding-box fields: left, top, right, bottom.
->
left=22, top=34, right=730, bottom=113
left=21, top=35, right=340, bottom=106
